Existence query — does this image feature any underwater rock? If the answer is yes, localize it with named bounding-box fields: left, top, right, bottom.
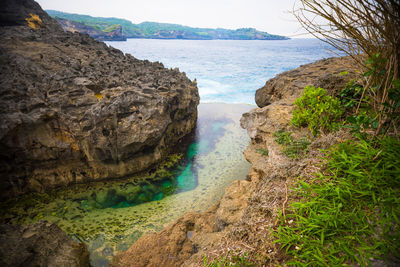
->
left=119, top=184, right=142, bottom=203
left=0, top=0, right=199, bottom=200
left=0, top=221, right=90, bottom=267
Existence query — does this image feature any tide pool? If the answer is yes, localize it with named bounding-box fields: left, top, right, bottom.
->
left=0, top=103, right=253, bottom=266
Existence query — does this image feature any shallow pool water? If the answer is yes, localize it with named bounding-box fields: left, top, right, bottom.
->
left=0, top=103, right=253, bottom=266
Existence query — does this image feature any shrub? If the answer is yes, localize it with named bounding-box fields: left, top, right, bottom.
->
left=340, top=80, right=365, bottom=110
left=291, top=86, right=344, bottom=136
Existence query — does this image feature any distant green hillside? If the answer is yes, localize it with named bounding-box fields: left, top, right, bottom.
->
left=46, top=10, right=289, bottom=40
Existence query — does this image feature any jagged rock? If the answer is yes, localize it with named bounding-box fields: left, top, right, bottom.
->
left=0, top=0, right=62, bottom=31
left=0, top=0, right=199, bottom=200
left=254, top=57, right=358, bottom=107
left=0, top=221, right=90, bottom=267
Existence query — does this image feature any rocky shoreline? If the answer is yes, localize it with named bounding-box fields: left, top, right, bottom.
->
left=0, top=1, right=361, bottom=266
left=0, top=0, right=199, bottom=200
left=112, top=56, right=357, bottom=266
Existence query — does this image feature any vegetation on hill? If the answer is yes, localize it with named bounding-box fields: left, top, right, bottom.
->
left=46, top=10, right=289, bottom=40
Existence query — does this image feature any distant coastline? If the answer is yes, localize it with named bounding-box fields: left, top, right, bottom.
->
left=47, top=10, right=289, bottom=41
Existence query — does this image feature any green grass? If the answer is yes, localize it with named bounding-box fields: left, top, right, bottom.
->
left=256, top=148, right=269, bottom=156
left=102, top=24, right=121, bottom=33
left=274, top=130, right=311, bottom=159
left=274, top=136, right=400, bottom=266
left=203, top=253, right=256, bottom=267
left=291, top=86, right=344, bottom=136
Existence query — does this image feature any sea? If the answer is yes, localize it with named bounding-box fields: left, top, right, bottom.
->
left=106, top=38, right=337, bottom=104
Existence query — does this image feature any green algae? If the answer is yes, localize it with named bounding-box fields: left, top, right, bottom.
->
left=0, top=103, right=254, bottom=266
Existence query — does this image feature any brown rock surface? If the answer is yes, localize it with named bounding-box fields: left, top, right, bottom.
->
left=0, top=221, right=90, bottom=267
left=111, top=180, right=250, bottom=267
left=0, top=0, right=199, bottom=200
left=255, top=56, right=358, bottom=107
left=111, top=56, right=357, bottom=266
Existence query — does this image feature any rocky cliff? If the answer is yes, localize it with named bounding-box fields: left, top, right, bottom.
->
left=111, top=56, right=357, bottom=266
left=0, top=0, right=199, bottom=200
left=55, top=17, right=126, bottom=41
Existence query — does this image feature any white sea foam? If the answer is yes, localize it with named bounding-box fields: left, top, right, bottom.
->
left=107, top=38, right=336, bottom=105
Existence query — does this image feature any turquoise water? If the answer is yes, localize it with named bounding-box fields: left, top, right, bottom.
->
left=106, top=38, right=336, bottom=104
left=1, top=103, right=253, bottom=266
left=75, top=116, right=230, bottom=211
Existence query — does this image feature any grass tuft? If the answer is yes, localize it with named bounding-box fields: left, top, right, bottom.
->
left=203, top=252, right=256, bottom=267
left=274, top=130, right=311, bottom=159
left=274, top=136, right=400, bottom=266
left=256, top=148, right=269, bottom=156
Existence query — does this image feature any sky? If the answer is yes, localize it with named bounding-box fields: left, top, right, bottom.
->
left=35, top=0, right=308, bottom=37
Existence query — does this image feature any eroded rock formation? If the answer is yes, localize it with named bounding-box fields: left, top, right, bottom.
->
left=0, top=0, right=199, bottom=200
left=255, top=57, right=358, bottom=107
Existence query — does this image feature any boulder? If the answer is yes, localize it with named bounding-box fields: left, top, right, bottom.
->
left=0, top=0, right=199, bottom=200
left=0, top=221, right=90, bottom=267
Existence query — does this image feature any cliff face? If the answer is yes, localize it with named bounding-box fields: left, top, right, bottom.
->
left=55, top=18, right=127, bottom=41
left=0, top=0, right=199, bottom=200
left=112, top=56, right=357, bottom=266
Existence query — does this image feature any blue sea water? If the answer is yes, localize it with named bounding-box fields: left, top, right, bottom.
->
left=106, top=38, right=337, bottom=104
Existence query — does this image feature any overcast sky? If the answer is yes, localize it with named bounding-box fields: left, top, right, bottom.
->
left=35, top=0, right=308, bottom=37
